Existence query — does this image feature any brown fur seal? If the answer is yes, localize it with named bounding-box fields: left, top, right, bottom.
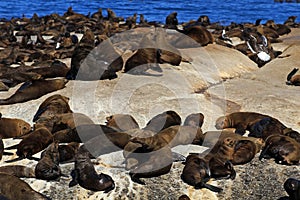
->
left=35, top=112, right=94, bottom=133
left=215, top=112, right=283, bottom=135
left=33, top=94, right=73, bottom=122
left=181, top=154, right=224, bottom=192
left=0, top=165, right=35, bottom=178
left=176, top=25, right=214, bottom=47
left=66, top=28, right=95, bottom=80
left=249, top=117, right=288, bottom=140
left=143, top=110, right=181, bottom=132
left=105, top=114, right=139, bottom=132
left=57, top=142, right=80, bottom=163
left=0, top=114, right=31, bottom=139
left=0, top=78, right=68, bottom=105
left=0, top=173, right=49, bottom=199
left=69, top=146, right=115, bottom=192
left=178, top=195, right=191, bottom=200
left=165, top=12, right=178, bottom=29
left=286, top=68, right=300, bottom=86
left=27, top=60, right=69, bottom=78
left=259, top=134, right=300, bottom=165
left=183, top=113, right=204, bottom=128
left=6, top=126, right=53, bottom=162
left=284, top=178, right=300, bottom=200
left=35, top=141, right=61, bottom=180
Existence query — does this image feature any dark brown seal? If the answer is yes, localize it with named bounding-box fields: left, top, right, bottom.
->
left=286, top=68, right=300, bottom=86
left=105, top=114, right=139, bottom=132
left=215, top=112, right=282, bottom=135
left=0, top=173, right=49, bottom=200
left=178, top=194, right=191, bottom=200
left=58, top=142, right=80, bottom=163
left=284, top=178, right=300, bottom=200
left=0, top=114, right=31, bottom=139
left=0, top=138, right=3, bottom=160
left=181, top=154, right=224, bottom=192
left=6, top=126, right=53, bottom=162
left=143, top=110, right=181, bottom=132
left=69, top=146, right=115, bottom=192
left=0, top=165, right=35, bottom=178
left=35, top=141, right=61, bottom=180
left=0, top=78, right=68, bottom=105
left=33, top=94, right=73, bottom=122
left=259, top=134, right=300, bottom=165
left=183, top=113, right=204, bottom=128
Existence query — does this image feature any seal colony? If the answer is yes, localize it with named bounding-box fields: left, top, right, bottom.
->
left=0, top=7, right=299, bottom=200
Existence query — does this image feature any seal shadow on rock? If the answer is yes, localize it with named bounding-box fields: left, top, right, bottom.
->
left=69, top=146, right=115, bottom=192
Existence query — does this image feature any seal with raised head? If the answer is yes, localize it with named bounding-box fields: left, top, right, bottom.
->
left=35, top=141, right=61, bottom=180
left=259, top=134, right=300, bottom=165
left=0, top=173, right=49, bottom=200
left=69, top=146, right=115, bottom=192
left=0, top=165, right=35, bottom=178
left=0, top=78, right=68, bottom=105
left=0, top=114, right=31, bottom=139
left=33, top=94, right=73, bottom=122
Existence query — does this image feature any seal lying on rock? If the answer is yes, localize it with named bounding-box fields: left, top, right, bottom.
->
left=69, top=146, right=115, bottom=192
left=0, top=165, right=35, bottom=178
left=35, top=141, right=62, bottom=180
left=286, top=68, right=300, bottom=86
left=259, top=134, right=300, bottom=165
left=0, top=78, right=68, bottom=105
left=33, top=94, right=73, bottom=122
left=0, top=113, right=31, bottom=139
left=0, top=173, right=50, bottom=200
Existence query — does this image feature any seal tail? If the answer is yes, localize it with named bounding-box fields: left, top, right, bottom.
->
left=287, top=68, right=299, bottom=82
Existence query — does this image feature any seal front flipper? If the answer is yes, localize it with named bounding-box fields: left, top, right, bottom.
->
left=69, top=169, right=79, bottom=187
left=129, top=172, right=146, bottom=185
left=259, top=143, right=272, bottom=160
left=287, top=68, right=299, bottom=82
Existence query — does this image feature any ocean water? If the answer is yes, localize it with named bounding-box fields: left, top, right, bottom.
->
left=0, top=0, right=299, bottom=25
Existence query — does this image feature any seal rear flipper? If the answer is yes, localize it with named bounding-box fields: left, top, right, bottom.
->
left=259, top=144, right=271, bottom=160
left=203, top=183, right=223, bottom=193
left=130, top=173, right=146, bottom=185
left=104, top=182, right=115, bottom=193
left=5, top=143, right=19, bottom=150
left=287, top=68, right=299, bottom=82
left=172, top=152, right=186, bottom=162
left=69, top=169, right=79, bottom=187
left=33, top=106, right=49, bottom=122
left=3, top=152, right=14, bottom=155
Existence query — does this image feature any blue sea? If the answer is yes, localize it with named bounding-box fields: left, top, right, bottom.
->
left=0, top=0, right=299, bottom=25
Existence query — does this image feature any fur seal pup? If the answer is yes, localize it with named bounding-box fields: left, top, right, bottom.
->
left=215, top=112, right=280, bottom=135
left=0, top=173, right=49, bottom=200
left=33, top=94, right=73, bottom=122
left=35, top=141, right=61, bottom=180
left=0, top=114, right=31, bottom=139
left=0, top=78, right=68, bottom=105
left=181, top=154, right=223, bottom=192
left=6, top=126, right=53, bottom=162
left=105, top=114, right=139, bottom=132
left=27, top=60, right=69, bottom=78
left=284, top=178, right=300, bottom=200
left=143, top=110, right=181, bottom=132
left=286, top=68, right=300, bottom=86
left=259, top=134, right=300, bottom=165
left=57, top=142, right=80, bottom=163
left=0, top=165, right=35, bottom=178
left=69, top=146, right=115, bottom=192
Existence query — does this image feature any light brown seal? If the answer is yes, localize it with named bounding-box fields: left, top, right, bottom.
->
left=35, top=141, right=61, bottom=180
left=0, top=78, right=68, bottom=105
left=0, top=114, right=31, bottom=139
left=0, top=173, right=49, bottom=200
left=105, top=114, right=139, bottom=132
left=33, top=94, right=73, bottom=122
left=69, top=146, right=115, bottom=192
